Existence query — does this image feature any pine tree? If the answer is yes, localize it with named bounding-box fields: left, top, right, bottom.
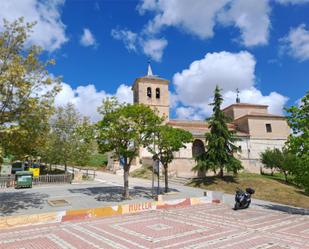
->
left=195, top=86, right=242, bottom=178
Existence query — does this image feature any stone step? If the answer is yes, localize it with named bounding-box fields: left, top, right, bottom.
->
left=168, top=177, right=192, bottom=185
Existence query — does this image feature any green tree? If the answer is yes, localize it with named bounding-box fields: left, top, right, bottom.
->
left=260, top=148, right=295, bottom=182
left=97, top=100, right=162, bottom=198
left=280, top=150, right=298, bottom=183
left=74, top=117, right=97, bottom=166
left=148, top=125, right=193, bottom=193
left=44, top=104, right=96, bottom=171
left=194, top=86, right=242, bottom=177
left=2, top=102, right=54, bottom=159
left=285, top=91, right=309, bottom=192
left=0, top=18, right=60, bottom=158
left=260, top=148, right=281, bottom=176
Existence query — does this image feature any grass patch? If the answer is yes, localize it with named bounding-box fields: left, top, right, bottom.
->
left=189, top=173, right=309, bottom=209
left=87, top=153, right=108, bottom=168
left=130, top=165, right=154, bottom=179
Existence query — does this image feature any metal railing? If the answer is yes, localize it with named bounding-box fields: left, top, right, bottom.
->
left=0, top=173, right=73, bottom=189
left=0, top=175, right=15, bottom=188
left=51, top=165, right=96, bottom=180
left=33, top=174, right=73, bottom=185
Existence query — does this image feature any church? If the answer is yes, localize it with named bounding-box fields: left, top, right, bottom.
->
left=108, top=64, right=290, bottom=177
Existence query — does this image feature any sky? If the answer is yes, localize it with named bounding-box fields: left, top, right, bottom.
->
left=0, top=0, right=308, bottom=121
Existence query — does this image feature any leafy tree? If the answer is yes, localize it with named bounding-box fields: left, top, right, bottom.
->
left=260, top=148, right=281, bottom=176
left=148, top=125, right=193, bottom=193
left=0, top=18, right=60, bottom=158
left=2, top=102, right=54, bottom=159
left=280, top=150, right=298, bottom=183
left=74, top=117, right=97, bottom=166
left=194, top=86, right=242, bottom=177
left=260, top=148, right=295, bottom=182
left=285, top=91, right=309, bottom=192
left=291, top=157, right=309, bottom=193
left=44, top=104, right=96, bottom=171
left=97, top=100, right=162, bottom=198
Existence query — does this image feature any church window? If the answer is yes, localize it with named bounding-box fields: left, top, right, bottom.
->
left=156, top=88, right=160, bottom=99
left=265, top=123, right=272, bottom=133
left=147, top=87, right=152, bottom=98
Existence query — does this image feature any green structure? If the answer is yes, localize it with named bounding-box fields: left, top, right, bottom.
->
left=15, top=171, right=33, bottom=188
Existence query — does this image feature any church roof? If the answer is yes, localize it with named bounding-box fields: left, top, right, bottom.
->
left=233, top=112, right=286, bottom=122
left=132, top=62, right=168, bottom=89
left=167, top=119, right=249, bottom=137
left=222, top=103, right=268, bottom=111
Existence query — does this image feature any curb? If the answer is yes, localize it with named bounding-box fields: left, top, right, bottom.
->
left=0, top=191, right=222, bottom=230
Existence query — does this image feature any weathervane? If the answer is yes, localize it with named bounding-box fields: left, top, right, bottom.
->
left=236, top=88, right=240, bottom=103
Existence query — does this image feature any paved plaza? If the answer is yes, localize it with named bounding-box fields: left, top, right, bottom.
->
left=0, top=203, right=309, bottom=249
left=0, top=171, right=207, bottom=217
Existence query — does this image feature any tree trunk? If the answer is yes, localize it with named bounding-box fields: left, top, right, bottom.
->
left=284, top=171, right=288, bottom=183
left=219, top=167, right=224, bottom=178
left=123, top=163, right=130, bottom=199
left=164, top=165, right=168, bottom=193
left=65, top=163, right=67, bottom=172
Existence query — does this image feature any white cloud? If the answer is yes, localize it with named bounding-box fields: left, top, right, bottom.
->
left=218, top=0, right=270, bottom=46
left=138, top=0, right=270, bottom=47
left=141, top=38, right=167, bottom=61
left=280, top=24, right=309, bottom=61
left=55, top=83, right=133, bottom=122
left=140, top=0, right=229, bottom=39
left=111, top=28, right=167, bottom=61
left=80, top=28, right=97, bottom=47
left=222, top=88, right=288, bottom=115
left=176, top=107, right=204, bottom=121
left=114, top=0, right=309, bottom=59
left=276, top=0, right=309, bottom=4
left=115, top=84, right=134, bottom=104
left=173, top=51, right=256, bottom=106
left=0, top=0, right=68, bottom=52
left=111, top=29, right=138, bottom=51
left=173, top=51, right=288, bottom=120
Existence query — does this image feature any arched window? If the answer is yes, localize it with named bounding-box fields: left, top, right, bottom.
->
left=147, top=87, right=152, bottom=98
left=156, top=88, right=160, bottom=99
left=192, top=139, right=205, bottom=158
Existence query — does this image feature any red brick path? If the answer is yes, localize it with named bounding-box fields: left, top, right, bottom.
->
left=0, top=203, right=308, bottom=249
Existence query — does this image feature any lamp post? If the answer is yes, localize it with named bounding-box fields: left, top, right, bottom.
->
left=151, top=131, right=160, bottom=198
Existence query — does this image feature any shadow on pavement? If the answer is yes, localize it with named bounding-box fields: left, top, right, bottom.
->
left=190, top=175, right=238, bottom=187
left=256, top=203, right=309, bottom=215
left=68, top=186, right=179, bottom=202
left=0, top=191, right=49, bottom=215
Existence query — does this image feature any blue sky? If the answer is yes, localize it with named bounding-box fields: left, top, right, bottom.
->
left=0, top=0, right=308, bottom=121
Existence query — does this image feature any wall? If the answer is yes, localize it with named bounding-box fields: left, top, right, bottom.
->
left=248, top=117, right=290, bottom=139
left=133, top=77, right=170, bottom=119
left=223, top=105, right=268, bottom=120
left=233, top=106, right=267, bottom=120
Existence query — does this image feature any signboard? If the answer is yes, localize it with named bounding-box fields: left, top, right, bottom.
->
left=153, top=159, right=160, bottom=174
left=29, top=167, right=40, bottom=177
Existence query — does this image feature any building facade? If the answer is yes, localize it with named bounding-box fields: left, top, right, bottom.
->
left=108, top=64, right=290, bottom=177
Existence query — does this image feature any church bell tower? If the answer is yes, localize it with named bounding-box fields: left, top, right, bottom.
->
left=132, top=62, right=170, bottom=120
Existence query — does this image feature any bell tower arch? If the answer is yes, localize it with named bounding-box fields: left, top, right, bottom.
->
left=132, top=62, right=170, bottom=120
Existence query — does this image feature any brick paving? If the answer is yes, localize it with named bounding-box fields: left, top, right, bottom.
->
left=0, top=203, right=308, bottom=249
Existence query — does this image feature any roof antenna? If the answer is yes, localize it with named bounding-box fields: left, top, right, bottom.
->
left=236, top=88, right=240, bottom=103
left=147, top=59, right=153, bottom=76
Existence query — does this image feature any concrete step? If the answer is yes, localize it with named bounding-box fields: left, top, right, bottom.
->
left=168, top=177, right=192, bottom=185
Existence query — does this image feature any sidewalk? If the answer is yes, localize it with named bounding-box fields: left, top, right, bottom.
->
left=1, top=170, right=308, bottom=230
